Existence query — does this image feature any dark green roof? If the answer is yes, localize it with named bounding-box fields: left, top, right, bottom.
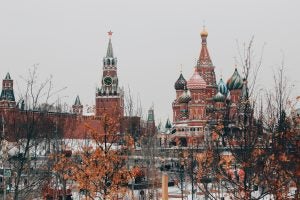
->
left=5, top=73, right=11, bottom=80
left=74, top=95, right=82, bottom=106
left=227, top=68, right=243, bottom=90
left=165, top=118, right=172, bottom=129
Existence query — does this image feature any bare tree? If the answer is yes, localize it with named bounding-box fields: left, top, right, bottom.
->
left=4, top=66, right=66, bottom=200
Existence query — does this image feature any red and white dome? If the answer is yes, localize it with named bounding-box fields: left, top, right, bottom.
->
left=187, top=69, right=206, bottom=90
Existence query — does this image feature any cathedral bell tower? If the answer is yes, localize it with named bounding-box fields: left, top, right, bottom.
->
left=95, top=31, right=124, bottom=119
left=196, top=27, right=217, bottom=101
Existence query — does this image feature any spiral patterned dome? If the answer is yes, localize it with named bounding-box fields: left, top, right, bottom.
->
left=187, top=69, right=206, bottom=90
left=174, top=73, right=187, bottom=90
left=218, top=78, right=228, bottom=95
left=213, top=91, right=225, bottom=102
left=227, top=68, right=243, bottom=90
left=178, top=89, right=191, bottom=104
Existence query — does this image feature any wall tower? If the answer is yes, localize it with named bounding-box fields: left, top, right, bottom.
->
left=95, top=31, right=124, bottom=119
left=0, top=73, right=16, bottom=109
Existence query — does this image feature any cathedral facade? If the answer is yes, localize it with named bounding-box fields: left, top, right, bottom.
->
left=170, top=28, right=245, bottom=146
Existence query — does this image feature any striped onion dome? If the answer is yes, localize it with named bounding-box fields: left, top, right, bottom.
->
left=227, top=68, right=243, bottom=90
left=178, top=89, right=191, bottom=104
left=174, top=73, right=187, bottom=90
left=213, top=91, right=225, bottom=102
left=218, top=78, right=228, bottom=95
left=187, top=69, right=206, bottom=90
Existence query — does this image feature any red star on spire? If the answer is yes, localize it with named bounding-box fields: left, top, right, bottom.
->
left=108, top=30, right=113, bottom=38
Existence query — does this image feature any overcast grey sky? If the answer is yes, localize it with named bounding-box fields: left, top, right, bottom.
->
left=0, top=0, right=299, bottom=122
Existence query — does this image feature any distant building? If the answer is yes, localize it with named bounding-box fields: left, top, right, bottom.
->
left=167, top=28, right=247, bottom=146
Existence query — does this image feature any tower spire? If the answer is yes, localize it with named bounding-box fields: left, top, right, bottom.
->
left=74, top=95, right=82, bottom=106
left=73, top=95, right=83, bottom=115
left=5, top=73, right=11, bottom=80
left=198, top=26, right=212, bottom=67
left=106, top=30, right=114, bottom=58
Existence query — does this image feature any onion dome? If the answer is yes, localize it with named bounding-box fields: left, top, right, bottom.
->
left=187, top=69, right=206, bottom=90
left=227, top=68, right=243, bottom=90
left=218, top=78, right=228, bottom=95
left=178, top=89, right=191, bottom=104
left=213, top=92, right=225, bottom=102
left=174, top=73, right=187, bottom=90
left=200, top=28, right=208, bottom=37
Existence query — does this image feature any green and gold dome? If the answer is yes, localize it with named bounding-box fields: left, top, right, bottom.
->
left=227, top=68, right=243, bottom=91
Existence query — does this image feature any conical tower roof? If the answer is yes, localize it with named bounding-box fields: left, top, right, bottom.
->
left=74, top=95, right=82, bottom=106
left=4, top=72, right=11, bottom=80
left=187, top=69, right=206, bottom=90
left=106, top=31, right=114, bottom=58
left=165, top=118, right=172, bottom=129
left=198, top=27, right=213, bottom=67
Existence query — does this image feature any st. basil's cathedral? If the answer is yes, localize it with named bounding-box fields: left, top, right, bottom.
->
left=161, top=28, right=248, bottom=147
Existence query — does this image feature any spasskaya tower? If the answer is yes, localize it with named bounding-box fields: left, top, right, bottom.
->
left=95, top=31, right=124, bottom=118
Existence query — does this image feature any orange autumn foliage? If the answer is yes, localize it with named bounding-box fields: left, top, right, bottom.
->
left=69, top=113, right=132, bottom=199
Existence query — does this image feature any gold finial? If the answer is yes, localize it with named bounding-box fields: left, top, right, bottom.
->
left=201, top=21, right=208, bottom=37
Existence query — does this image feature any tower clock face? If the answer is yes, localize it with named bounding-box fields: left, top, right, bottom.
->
left=104, top=76, right=112, bottom=86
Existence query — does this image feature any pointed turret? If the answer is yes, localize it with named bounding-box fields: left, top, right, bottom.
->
left=74, top=95, right=82, bottom=106
left=147, top=106, right=156, bottom=135
left=165, top=118, right=172, bottom=129
left=5, top=73, right=11, bottom=80
left=106, top=31, right=114, bottom=58
left=72, top=95, right=83, bottom=115
left=0, top=73, right=16, bottom=109
left=147, top=106, right=155, bottom=122
left=103, top=31, right=117, bottom=68
left=197, top=26, right=213, bottom=68
left=196, top=26, right=217, bottom=99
